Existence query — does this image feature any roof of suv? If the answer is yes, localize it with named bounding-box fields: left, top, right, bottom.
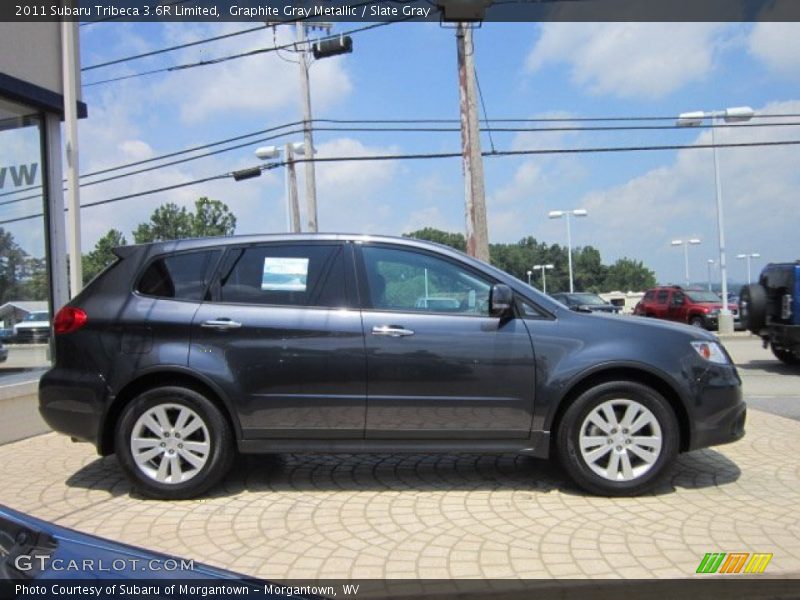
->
left=115, top=233, right=456, bottom=255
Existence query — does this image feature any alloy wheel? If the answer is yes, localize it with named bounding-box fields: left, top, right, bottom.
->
left=130, top=403, right=211, bottom=484
left=578, top=398, right=663, bottom=482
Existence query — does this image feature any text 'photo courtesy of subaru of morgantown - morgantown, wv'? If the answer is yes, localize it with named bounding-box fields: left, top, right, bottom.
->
left=39, top=235, right=746, bottom=500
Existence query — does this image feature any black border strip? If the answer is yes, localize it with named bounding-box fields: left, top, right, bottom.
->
left=0, top=72, right=88, bottom=119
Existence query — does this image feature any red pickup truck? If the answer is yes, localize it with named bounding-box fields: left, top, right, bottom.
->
left=633, top=286, right=739, bottom=330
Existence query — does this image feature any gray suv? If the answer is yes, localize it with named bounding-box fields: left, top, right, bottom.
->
left=39, top=234, right=745, bottom=499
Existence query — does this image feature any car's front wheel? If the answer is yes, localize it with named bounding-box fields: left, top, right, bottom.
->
left=115, top=386, right=235, bottom=500
left=556, top=381, right=679, bottom=496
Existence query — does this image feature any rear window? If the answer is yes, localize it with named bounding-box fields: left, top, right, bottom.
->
left=217, top=244, right=346, bottom=307
left=137, top=250, right=220, bottom=301
left=643, top=291, right=655, bottom=301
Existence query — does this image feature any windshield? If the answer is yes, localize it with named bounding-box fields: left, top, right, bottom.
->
left=23, top=312, right=49, bottom=322
left=568, top=293, right=609, bottom=306
left=686, top=291, right=722, bottom=303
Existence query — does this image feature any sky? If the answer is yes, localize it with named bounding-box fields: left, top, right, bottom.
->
left=2, top=20, right=800, bottom=287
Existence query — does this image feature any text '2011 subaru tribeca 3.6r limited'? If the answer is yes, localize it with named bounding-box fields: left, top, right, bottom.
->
left=40, top=235, right=745, bottom=499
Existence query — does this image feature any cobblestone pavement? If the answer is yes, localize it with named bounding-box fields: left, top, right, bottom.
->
left=1, top=408, right=799, bottom=580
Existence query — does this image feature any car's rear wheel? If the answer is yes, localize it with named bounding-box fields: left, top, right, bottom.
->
left=772, top=345, right=800, bottom=366
left=556, top=381, right=679, bottom=496
left=740, top=284, right=767, bottom=334
left=115, top=386, right=235, bottom=500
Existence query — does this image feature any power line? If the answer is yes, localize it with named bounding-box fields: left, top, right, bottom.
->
left=3, top=116, right=800, bottom=204
left=2, top=138, right=799, bottom=226
left=83, top=21, right=396, bottom=87
left=82, top=25, right=269, bottom=71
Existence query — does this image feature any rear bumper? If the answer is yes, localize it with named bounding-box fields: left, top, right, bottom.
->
left=38, top=368, right=109, bottom=451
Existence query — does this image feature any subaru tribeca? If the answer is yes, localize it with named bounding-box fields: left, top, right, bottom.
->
left=39, top=235, right=745, bottom=499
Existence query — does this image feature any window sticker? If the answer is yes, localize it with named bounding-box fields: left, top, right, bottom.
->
left=261, top=257, right=309, bottom=291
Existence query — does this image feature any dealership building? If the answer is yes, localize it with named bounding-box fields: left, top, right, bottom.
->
left=0, top=22, right=84, bottom=438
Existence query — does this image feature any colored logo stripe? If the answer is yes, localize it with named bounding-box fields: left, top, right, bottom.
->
left=696, top=552, right=773, bottom=574
left=697, top=553, right=726, bottom=574
left=744, top=553, right=773, bottom=574
left=719, top=553, right=749, bottom=574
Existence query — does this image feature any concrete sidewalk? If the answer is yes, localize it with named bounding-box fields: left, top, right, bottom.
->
left=0, top=406, right=798, bottom=580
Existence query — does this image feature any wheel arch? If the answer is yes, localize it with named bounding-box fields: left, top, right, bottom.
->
left=547, top=365, right=692, bottom=453
left=99, top=368, right=240, bottom=456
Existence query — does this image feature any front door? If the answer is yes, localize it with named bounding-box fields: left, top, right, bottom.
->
left=356, top=244, right=536, bottom=439
left=190, top=242, right=366, bottom=439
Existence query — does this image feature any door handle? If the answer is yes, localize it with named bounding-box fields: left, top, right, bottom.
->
left=201, top=319, right=243, bottom=331
left=372, top=325, right=415, bottom=337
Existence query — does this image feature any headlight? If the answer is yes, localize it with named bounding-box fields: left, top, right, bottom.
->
left=691, top=341, right=730, bottom=364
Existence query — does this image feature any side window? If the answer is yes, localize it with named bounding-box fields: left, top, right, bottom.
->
left=137, top=250, right=220, bottom=301
left=218, top=244, right=346, bottom=307
left=643, top=291, right=655, bottom=302
left=361, top=245, right=492, bottom=316
left=656, top=290, right=669, bottom=304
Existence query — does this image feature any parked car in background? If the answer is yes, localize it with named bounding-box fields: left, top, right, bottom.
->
left=0, top=341, right=7, bottom=363
left=13, top=311, right=51, bottom=343
left=550, top=292, right=621, bottom=314
left=633, top=286, right=738, bottom=330
left=741, top=261, right=800, bottom=365
left=40, top=234, right=744, bottom=500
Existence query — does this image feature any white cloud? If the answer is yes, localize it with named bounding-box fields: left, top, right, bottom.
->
left=156, top=24, right=352, bottom=124
left=573, top=100, right=800, bottom=283
left=312, top=137, right=401, bottom=233
left=526, top=23, right=729, bottom=98
left=748, top=23, right=800, bottom=78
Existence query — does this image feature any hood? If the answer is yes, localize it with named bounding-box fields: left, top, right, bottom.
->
left=572, top=310, right=718, bottom=341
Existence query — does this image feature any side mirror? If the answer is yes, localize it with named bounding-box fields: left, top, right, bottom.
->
left=489, top=284, right=513, bottom=316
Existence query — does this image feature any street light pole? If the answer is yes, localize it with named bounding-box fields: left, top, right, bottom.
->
left=526, top=270, right=532, bottom=285
left=532, top=263, right=554, bottom=294
left=737, top=253, right=760, bottom=284
left=549, top=209, right=587, bottom=293
left=256, top=142, right=305, bottom=232
left=677, top=106, right=754, bottom=334
left=671, top=238, right=701, bottom=286
left=707, top=259, right=715, bottom=292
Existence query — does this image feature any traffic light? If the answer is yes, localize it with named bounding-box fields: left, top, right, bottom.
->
left=312, top=36, right=353, bottom=60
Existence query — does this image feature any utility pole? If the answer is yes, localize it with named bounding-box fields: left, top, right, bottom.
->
left=285, top=143, right=301, bottom=233
left=455, top=23, right=489, bottom=262
left=296, top=21, right=318, bottom=232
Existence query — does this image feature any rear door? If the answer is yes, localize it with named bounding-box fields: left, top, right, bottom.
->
left=190, top=241, right=366, bottom=439
left=355, top=243, right=536, bottom=439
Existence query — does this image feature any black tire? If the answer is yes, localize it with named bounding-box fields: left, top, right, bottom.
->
left=740, top=284, right=767, bottom=334
left=115, top=386, right=235, bottom=500
left=688, top=315, right=705, bottom=328
left=556, top=381, right=679, bottom=496
left=772, top=345, right=800, bottom=366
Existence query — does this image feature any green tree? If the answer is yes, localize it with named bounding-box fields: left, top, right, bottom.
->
left=573, top=246, right=607, bottom=293
left=403, top=228, right=466, bottom=251
left=0, top=227, right=29, bottom=303
left=190, top=197, right=238, bottom=238
left=133, top=197, right=236, bottom=244
left=82, top=229, right=127, bottom=284
left=603, top=258, right=656, bottom=292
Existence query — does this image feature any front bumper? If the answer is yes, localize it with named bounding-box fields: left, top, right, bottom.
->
left=687, top=363, right=746, bottom=451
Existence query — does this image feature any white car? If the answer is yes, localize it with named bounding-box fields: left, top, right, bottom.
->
left=14, top=310, right=50, bottom=343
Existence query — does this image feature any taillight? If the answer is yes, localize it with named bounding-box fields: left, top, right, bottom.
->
left=54, top=306, right=88, bottom=335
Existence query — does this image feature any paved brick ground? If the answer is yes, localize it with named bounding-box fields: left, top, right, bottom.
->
left=1, top=408, right=799, bottom=580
